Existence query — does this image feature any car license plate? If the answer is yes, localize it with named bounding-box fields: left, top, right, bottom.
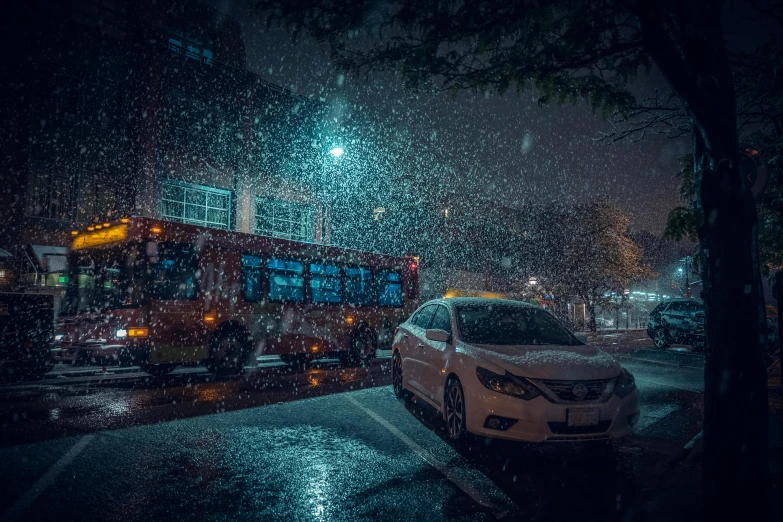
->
left=567, top=408, right=600, bottom=427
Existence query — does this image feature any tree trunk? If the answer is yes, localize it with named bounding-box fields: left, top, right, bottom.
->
left=696, top=133, right=769, bottom=519
left=636, top=2, right=769, bottom=516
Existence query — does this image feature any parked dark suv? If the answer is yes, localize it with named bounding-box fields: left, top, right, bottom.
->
left=647, top=299, right=705, bottom=351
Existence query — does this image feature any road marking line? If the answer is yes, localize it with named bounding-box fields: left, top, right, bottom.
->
left=2, top=434, right=95, bottom=522
left=345, top=395, right=506, bottom=514
left=615, top=354, right=704, bottom=371
left=635, top=404, right=680, bottom=433
left=684, top=430, right=703, bottom=449
left=632, top=376, right=702, bottom=393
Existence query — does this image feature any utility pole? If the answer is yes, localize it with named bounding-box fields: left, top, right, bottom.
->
left=685, top=256, right=691, bottom=298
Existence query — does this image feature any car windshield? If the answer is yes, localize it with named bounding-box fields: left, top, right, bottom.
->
left=455, top=304, right=579, bottom=346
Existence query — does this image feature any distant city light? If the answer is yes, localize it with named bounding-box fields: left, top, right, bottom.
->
left=329, top=147, right=344, bottom=158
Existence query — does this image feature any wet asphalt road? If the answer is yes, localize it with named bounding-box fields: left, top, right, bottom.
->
left=0, top=333, right=707, bottom=522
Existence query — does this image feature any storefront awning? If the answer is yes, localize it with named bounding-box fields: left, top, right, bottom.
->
left=30, top=245, right=68, bottom=273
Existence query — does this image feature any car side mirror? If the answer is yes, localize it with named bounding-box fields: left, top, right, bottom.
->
left=575, top=332, right=588, bottom=344
left=425, top=329, right=450, bottom=343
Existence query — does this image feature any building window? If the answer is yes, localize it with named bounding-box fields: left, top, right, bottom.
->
left=26, top=163, right=74, bottom=221
left=255, top=198, right=314, bottom=242
left=168, top=27, right=214, bottom=66
left=160, top=180, right=231, bottom=230
left=73, top=0, right=127, bottom=39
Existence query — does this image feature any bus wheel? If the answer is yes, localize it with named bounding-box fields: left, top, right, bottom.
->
left=209, top=328, right=250, bottom=375
left=341, top=327, right=376, bottom=366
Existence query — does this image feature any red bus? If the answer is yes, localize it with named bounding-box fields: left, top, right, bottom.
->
left=51, top=217, right=419, bottom=374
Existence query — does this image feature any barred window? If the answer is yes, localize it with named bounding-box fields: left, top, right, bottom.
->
left=160, top=180, right=230, bottom=229
left=255, top=198, right=314, bottom=242
left=26, top=163, right=75, bottom=221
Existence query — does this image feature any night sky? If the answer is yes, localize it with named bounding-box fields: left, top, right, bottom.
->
left=210, top=0, right=772, bottom=235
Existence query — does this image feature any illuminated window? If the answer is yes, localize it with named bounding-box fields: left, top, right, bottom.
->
left=267, top=258, right=304, bottom=303
left=241, top=255, right=263, bottom=302
left=255, top=198, right=314, bottom=242
left=376, top=270, right=403, bottom=308
left=345, top=267, right=374, bottom=306
left=167, top=26, right=214, bottom=66
left=310, top=263, right=341, bottom=304
left=160, top=180, right=230, bottom=230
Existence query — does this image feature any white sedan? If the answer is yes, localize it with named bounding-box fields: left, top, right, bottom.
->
left=391, top=298, right=640, bottom=442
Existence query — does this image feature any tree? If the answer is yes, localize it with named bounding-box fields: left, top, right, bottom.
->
left=532, top=201, right=652, bottom=331
left=252, top=0, right=776, bottom=515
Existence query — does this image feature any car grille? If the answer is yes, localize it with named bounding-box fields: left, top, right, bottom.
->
left=539, top=378, right=614, bottom=402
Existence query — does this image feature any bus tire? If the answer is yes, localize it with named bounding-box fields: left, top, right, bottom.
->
left=209, top=325, right=251, bottom=375
left=341, top=326, right=376, bottom=366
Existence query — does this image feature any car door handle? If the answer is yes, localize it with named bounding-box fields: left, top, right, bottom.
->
left=417, top=343, right=425, bottom=348
left=402, top=333, right=409, bottom=338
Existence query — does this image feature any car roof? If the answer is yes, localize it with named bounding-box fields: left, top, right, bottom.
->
left=425, top=297, right=536, bottom=309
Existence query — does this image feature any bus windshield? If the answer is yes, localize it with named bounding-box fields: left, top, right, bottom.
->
left=63, top=243, right=147, bottom=313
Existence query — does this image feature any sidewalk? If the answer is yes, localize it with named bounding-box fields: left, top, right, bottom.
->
left=636, top=355, right=782, bottom=520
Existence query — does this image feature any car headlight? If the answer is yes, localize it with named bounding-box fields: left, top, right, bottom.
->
left=54, top=334, right=64, bottom=342
left=614, top=368, right=636, bottom=398
left=476, top=367, right=542, bottom=400
left=115, top=329, right=128, bottom=338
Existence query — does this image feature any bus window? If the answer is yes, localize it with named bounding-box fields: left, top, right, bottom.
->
left=345, top=267, right=374, bottom=306
left=150, top=244, right=199, bottom=300
left=377, top=269, right=403, bottom=307
left=310, top=263, right=342, bottom=304
left=268, top=258, right=305, bottom=303
left=242, top=255, right=263, bottom=302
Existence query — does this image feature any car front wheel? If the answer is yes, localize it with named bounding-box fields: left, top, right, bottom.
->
left=391, top=352, right=409, bottom=399
left=445, top=377, right=467, bottom=441
left=653, top=328, right=671, bottom=349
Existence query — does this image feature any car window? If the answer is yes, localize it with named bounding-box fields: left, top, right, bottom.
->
left=456, top=304, right=577, bottom=345
left=666, top=302, right=683, bottom=313
left=429, top=305, right=452, bottom=334
left=412, top=305, right=437, bottom=329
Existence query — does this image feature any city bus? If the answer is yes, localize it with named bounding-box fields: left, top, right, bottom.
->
left=51, top=217, right=419, bottom=374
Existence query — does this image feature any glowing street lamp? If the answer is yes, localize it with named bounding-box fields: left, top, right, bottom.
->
left=329, top=146, right=344, bottom=158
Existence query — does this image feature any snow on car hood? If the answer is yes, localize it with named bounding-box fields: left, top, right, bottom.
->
left=458, top=341, right=622, bottom=380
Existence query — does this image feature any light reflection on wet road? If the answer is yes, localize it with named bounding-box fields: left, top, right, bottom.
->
left=0, top=342, right=706, bottom=522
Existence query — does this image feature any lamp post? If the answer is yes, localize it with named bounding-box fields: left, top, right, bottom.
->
left=678, top=256, right=691, bottom=297
left=321, top=145, right=345, bottom=245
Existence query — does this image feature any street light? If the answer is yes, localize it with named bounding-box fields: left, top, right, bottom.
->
left=329, top=146, right=344, bottom=158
